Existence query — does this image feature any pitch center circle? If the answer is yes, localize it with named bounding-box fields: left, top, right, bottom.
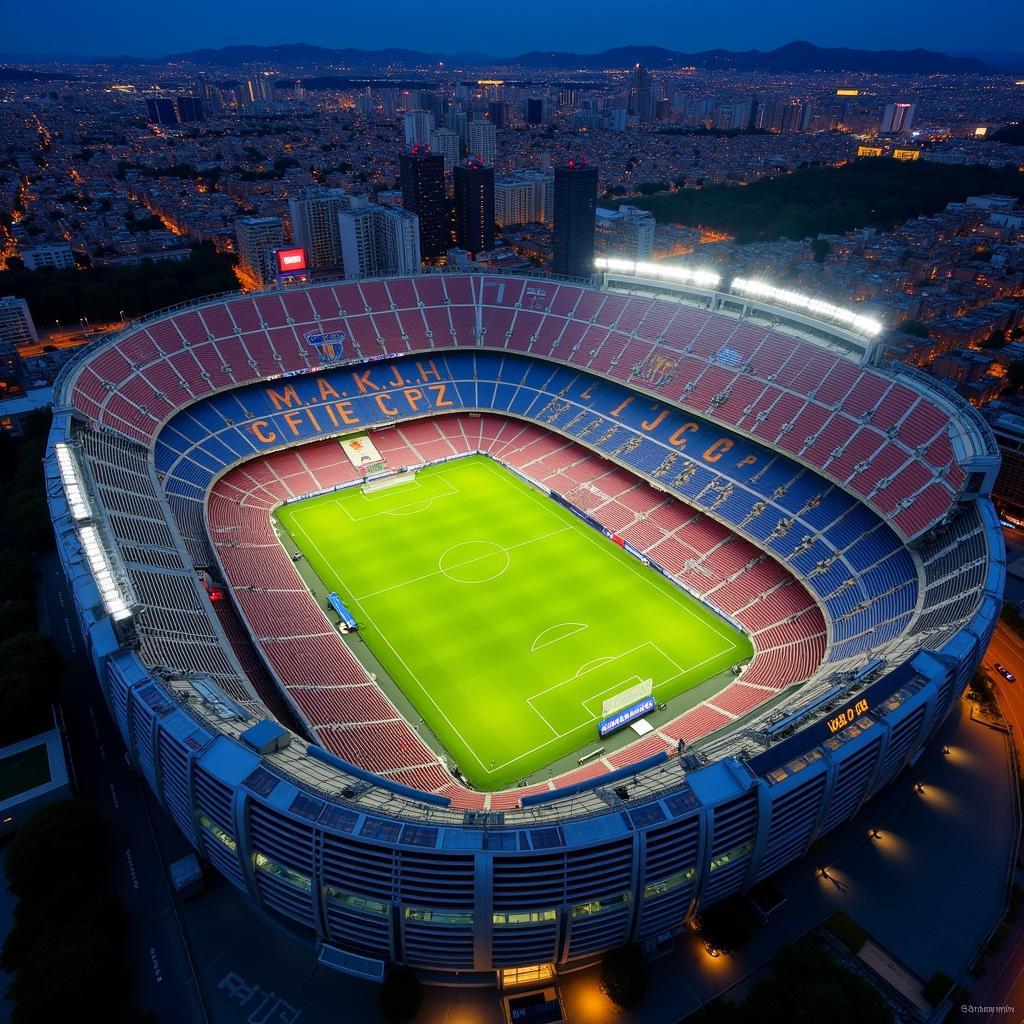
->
left=438, top=540, right=510, bottom=584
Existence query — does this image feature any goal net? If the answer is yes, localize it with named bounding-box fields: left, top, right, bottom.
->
left=602, top=679, right=653, bottom=717
left=362, top=470, right=417, bottom=494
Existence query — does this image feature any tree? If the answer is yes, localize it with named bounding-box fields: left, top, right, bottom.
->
left=378, top=966, right=422, bottom=1023
left=599, top=945, right=648, bottom=1008
left=897, top=319, right=930, bottom=339
left=0, top=633, right=64, bottom=743
left=983, top=328, right=1006, bottom=349
left=811, top=237, right=832, bottom=263
left=694, top=895, right=753, bottom=954
left=1008, top=360, right=1024, bottom=393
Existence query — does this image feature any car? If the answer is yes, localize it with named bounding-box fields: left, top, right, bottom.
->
left=994, top=663, right=1016, bottom=683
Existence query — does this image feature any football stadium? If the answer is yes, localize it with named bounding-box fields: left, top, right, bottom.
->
left=46, top=264, right=1005, bottom=983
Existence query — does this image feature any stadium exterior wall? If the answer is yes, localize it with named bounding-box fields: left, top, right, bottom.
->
left=45, top=393, right=1004, bottom=981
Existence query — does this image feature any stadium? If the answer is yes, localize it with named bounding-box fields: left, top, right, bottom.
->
left=46, top=263, right=1005, bottom=984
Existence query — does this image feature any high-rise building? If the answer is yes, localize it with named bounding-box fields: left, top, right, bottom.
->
left=494, top=170, right=554, bottom=227
left=145, top=97, right=178, bottom=126
left=467, top=120, right=496, bottom=167
left=445, top=109, right=468, bottom=147
left=21, top=243, right=74, bottom=271
left=526, top=98, right=546, bottom=125
left=175, top=96, right=204, bottom=123
left=487, top=101, right=506, bottom=129
left=552, top=160, right=598, bottom=278
left=399, top=147, right=448, bottom=262
left=404, top=110, right=434, bottom=147
left=234, top=216, right=286, bottom=288
left=595, top=204, right=656, bottom=261
left=0, top=296, right=34, bottom=396
left=338, top=198, right=421, bottom=279
left=453, top=159, right=495, bottom=256
left=288, top=188, right=349, bottom=270
left=429, top=128, right=461, bottom=173
left=881, top=102, right=917, bottom=134
left=627, top=64, right=655, bottom=122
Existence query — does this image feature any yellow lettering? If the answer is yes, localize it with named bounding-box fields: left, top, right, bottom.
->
left=427, top=383, right=453, bottom=408
left=351, top=368, right=378, bottom=393
left=306, top=407, right=321, bottom=432
left=417, top=359, right=441, bottom=383
left=375, top=393, right=399, bottom=417
left=251, top=420, right=277, bottom=444
left=610, top=395, right=634, bottom=417
left=335, top=400, right=359, bottom=425
left=387, top=364, right=404, bottom=388
left=403, top=387, right=424, bottom=412
left=324, top=403, right=339, bottom=427
left=283, top=410, right=304, bottom=436
left=317, top=378, right=340, bottom=402
left=641, top=408, right=669, bottom=432
left=736, top=454, right=757, bottom=469
left=668, top=422, right=699, bottom=447
left=703, top=438, right=733, bottom=463
left=266, top=384, right=300, bottom=410
left=579, top=384, right=595, bottom=401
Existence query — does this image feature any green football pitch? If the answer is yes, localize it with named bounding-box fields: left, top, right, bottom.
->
left=276, top=454, right=752, bottom=790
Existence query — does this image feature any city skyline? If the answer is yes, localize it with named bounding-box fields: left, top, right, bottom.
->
left=4, top=1, right=1024, bottom=61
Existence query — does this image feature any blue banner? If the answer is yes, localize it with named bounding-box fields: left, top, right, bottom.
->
left=328, top=592, right=357, bottom=630
left=598, top=695, right=657, bottom=737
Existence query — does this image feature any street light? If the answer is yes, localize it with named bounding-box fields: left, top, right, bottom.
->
left=913, top=781, right=926, bottom=795
left=868, top=828, right=881, bottom=840
left=119, top=309, right=126, bottom=324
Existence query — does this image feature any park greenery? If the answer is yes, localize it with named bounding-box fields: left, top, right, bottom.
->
left=3, top=801, right=154, bottom=1024
left=603, top=160, right=1024, bottom=243
left=0, top=412, right=62, bottom=745
left=689, top=938, right=891, bottom=1024
left=0, top=242, right=238, bottom=328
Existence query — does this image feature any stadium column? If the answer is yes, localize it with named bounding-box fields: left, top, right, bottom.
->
left=802, top=757, right=839, bottom=856
left=473, top=851, right=495, bottom=971
left=235, top=790, right=261, bottom=904
left=742, top=779, right=773, bottom=890
left=686, top=806, right=714, bottom=913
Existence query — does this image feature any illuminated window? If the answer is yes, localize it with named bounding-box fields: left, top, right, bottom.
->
left=403, top=906, right=473, bottom=926
left=571, top=892, right=630, bottom=918
left=253, top=852, right=311, bottom=892
left=325, top=886, right=390, bottom=916
left=492, top=908, right=557, bottom=927
left=643, top=867, right=695, bottom=900
left=709, top=842, right=753, bottom=872
left=500, top=963, right=556, bottom=987
left=198, top=814, right=237, bottom=852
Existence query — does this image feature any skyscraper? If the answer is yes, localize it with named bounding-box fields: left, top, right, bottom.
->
left=175, top=96, right=204, bottom=123
left=453, top=159, right=495, bottom=256
left=234, top=216, right=286, bottom=288
left=288, top=188, right=349, bottom=270
left=880, top=102, right=917, bottom=134
left=429, top=128, right=461, bottom=172
left=494, top=170, right=554, bottom=227
left=627, top=64, right=655, bottom=122
left=145, top=97, right=178, bottom=126
left=595, top=205, right=656, bottom=261
left=399, top=147, right=448, bottom=262
left=467, top=120, right=497, bottom=167
left=0, top=296, right=34, bottom=397
left=526, top=98, right=546, bottom=125
left=552, top=160, right=598, bottom=278
left=338, top=198, right=421, bottom=279
left=404, top=110, right=434, bottom=147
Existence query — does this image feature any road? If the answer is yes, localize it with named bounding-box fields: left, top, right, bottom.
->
left=38, top=552, right=206, bottom=1024
left=966, top=620, right=1024, bottom=1022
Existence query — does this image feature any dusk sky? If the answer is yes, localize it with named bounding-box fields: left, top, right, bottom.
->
left=5, top=0, right=1023, bottom=58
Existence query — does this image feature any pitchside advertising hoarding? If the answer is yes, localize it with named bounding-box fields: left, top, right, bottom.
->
left=598, top=695, right=657, bottom=737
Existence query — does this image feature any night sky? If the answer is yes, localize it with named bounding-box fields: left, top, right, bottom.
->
left=5, top=0, right=1023, bottom=59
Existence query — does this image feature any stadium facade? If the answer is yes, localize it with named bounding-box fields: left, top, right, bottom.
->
left=46, top=269, right=1004, bottom=983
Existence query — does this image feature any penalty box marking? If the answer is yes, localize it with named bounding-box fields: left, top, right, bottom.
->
left=338, top=476, right=460, bottom=521
left=527, top=640, right=685, bottom=732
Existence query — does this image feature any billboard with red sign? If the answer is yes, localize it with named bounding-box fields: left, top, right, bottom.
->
left=276, top=248, right=307, bottom=273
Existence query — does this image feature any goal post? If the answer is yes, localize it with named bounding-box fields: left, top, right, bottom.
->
left=361, top=470, right=417, bottom=494
left=601, top=678, right=653, bottom=718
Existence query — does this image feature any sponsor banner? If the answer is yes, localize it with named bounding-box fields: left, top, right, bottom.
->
left=276, top=247, right=307, bottom=272
left=340, top=435, right=384, bottom=469
left=598, top=696, right=657, bottom=737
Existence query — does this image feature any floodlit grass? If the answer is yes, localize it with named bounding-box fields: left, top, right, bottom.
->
left=277, top=454, right=751, bottom=789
